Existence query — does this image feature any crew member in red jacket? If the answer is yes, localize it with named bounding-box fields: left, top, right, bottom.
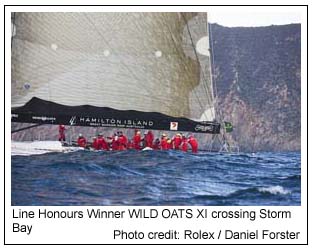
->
left=167, top=139, right=173, bottom=150
left=160, top=134, right=169, bottom=150
left=188, top=134, right=198, bottom=153
left=144, top=130, right=154, bottom=148
left=181, top=135, right=188, bottom=152
left=97, top=133, right=109, bottom=150
left=118, top=131, right=128, bottom=151
left=152, top=138, right=161, bottom=150
left=127, top=140, right=134, bottom=149
left=133, top=130, right=142, bottom=150
left=172, top=133, right=182, bottom=150
left=77, top=133, right=87, bottom=148
left=111, top=133, right=119, bottom=151
left=92, top=136, right=98, bottom=150
left=58, top=124, right=66, bottom=142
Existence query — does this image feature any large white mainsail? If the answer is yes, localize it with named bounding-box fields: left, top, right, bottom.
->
left=11, top=12, right=220, bottom=134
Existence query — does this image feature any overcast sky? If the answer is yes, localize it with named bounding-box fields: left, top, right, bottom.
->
left=208, top=11, right=301, bottom=27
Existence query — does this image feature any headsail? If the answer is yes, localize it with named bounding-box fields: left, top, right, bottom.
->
left=11, top=12, right=220, bottom=134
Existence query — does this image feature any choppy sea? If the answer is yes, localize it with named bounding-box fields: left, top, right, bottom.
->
left=11, top=150, right=300, bottom=206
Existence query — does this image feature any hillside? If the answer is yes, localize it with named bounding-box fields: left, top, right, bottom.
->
left=210, top=23, right=301, bottom=151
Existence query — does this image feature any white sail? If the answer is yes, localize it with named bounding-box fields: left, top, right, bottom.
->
left=11, top=12, right=221, bottom=136
left=12, top=12, right=215, bottom=122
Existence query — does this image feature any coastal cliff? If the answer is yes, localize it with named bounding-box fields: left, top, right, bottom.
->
left=211, top=23, right=301, bottom=151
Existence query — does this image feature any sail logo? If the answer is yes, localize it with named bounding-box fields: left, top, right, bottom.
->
left=170, top=122, right=178, bottom=131
left=69, top=116, right=77, bottom=125
left=77, top=116, right=154, bottom=128
left=195, top=124, right=213, bottom=132
left=32, top=116, right=56, bottom=122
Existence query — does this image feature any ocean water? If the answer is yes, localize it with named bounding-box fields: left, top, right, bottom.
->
left=11, top=150, right=301, bottom=206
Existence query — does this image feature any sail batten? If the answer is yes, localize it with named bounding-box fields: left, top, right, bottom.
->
left=12, top=12, right=218, bottom=132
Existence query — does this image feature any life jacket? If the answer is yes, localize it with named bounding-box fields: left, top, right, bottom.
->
left=77, top=136, right=87, bottom=148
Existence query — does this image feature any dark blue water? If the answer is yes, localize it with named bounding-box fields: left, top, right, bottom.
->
left=11, top=151, right=300, bottom=206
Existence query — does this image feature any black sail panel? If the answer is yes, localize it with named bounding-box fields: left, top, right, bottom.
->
left=12, top=97, right=220, bottom=134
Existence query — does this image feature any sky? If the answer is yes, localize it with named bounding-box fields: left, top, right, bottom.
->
left=208, top=11, right=302, bottom=27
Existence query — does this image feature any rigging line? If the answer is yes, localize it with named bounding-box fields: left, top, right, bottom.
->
left=180, top=14, right=213, bottom=105
left=82, top=13, right=173, bottom=110
left=160, top=17, right=207, bottom=113
left=181, top=13, right=215, bottom=119
left=208, top=23, right=224, bottom=126
left=209, top=25, right=226, bottom=128
left=208, top=22, right=222, bottom=121
left=11, top=123, right=42, bottom=134
left=208, top=24, right=231, bottom=146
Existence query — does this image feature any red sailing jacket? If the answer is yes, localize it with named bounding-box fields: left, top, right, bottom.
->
left=92, top=138, right=99, bottom=149
left=145, top=131, right=154, bottom=148
left=111, top=136, right=119, bottom=151
left=181, top=138, right=188, bottom=152
left=58, top=125, right=65, bottom=141
left=133, top=134, right=142, bottom=150
left=172, top=136, right=182, bottom=150
left=160, top=138, right=169, bottom=150
left=77, top=137, right=87, bottom=148
left=118, top=135, right=128, bottom=151
left=97, top=136, right=109, bottom=150
left=188, top=136, right=198, bottom=153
